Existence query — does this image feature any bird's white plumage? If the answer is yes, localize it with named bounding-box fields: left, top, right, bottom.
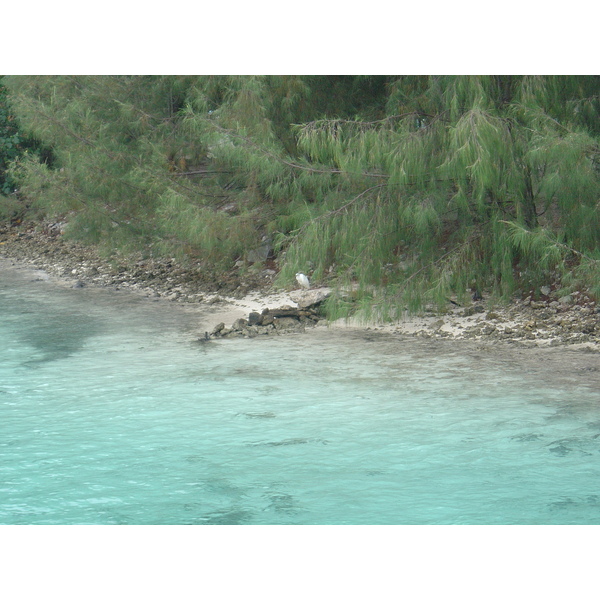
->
left=295, top=272, right=310, bottom=289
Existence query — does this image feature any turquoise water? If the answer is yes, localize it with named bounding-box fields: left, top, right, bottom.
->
left=2, top=263, right=600, bottom=524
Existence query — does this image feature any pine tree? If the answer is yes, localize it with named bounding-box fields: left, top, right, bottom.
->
left=4, top=75, right=600, bottom=315
left=3, top=76, right=265, bottom=264
left=278, top=76, right=600, bottom=316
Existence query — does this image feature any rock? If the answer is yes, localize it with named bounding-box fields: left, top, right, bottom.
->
left=462, top=306, right=476, bottom=317
left=559, top=295, right=574, bottom=305
left=231, top=318, right=248, bottom=331
left=540, top=285, right=552, bottom=296
left=289, top=288, right=331, bottom=309
left=579, top=321, right=596, bottom=334
left=274, top=317, right=304, bottom=331
left=243, top=325, right=259, bottom=338
left=261, top=313, right=275, bottom=326
left=248, top=311, right=262, bottom=325
left=246, top=239, right=271, bottom=264
left=211, top=322, right=225, bottom=336
left=432, top=319, right=445, bottom=331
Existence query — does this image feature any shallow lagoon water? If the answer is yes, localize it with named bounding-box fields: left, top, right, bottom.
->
left=2, top=263, right=600, bottom=525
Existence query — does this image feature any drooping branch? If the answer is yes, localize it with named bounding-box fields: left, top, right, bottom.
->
left=205, top=120, right=389, bottom=179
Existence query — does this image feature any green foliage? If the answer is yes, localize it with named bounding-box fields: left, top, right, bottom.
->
left=0, top=80, right=21, bottom=195
left=276, top=76, right=600, bottom=319
left=3, top=75, right=600, bottom=316
left=504, top=220, right=600, bottom=296
left=1, top=77, right=48, bottom=211
left=3, top=76, right=265, bottom=268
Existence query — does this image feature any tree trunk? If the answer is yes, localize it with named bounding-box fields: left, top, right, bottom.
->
left=522, top=167, right=538, bottom=229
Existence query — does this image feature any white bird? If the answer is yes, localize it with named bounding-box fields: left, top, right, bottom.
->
left=295, top=272, right=310, bottom=289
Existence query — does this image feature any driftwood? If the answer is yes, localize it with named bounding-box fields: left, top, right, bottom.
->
left=262, top=307, right=302, bottom=318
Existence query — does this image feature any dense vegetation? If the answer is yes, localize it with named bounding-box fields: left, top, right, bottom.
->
left=0, top=81, right=39, bottom=217
left=1, top=75, right=600, bottom=318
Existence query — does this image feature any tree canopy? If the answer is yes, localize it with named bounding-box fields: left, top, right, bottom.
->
left=2, top=75, right=600, bottom=317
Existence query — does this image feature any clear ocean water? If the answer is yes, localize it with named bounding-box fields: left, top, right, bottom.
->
left=2, top=262, right=600, bottom=525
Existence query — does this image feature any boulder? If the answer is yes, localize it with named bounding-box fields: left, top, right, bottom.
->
left=211, top=322, right=225, bottom=336
left=248, top=311, right=263, bottom=325
left=261, top=313, right=275, bottom=326
left=246, top=238, right=272, bottom=263
left=274, top=317, right=304, bottom=331
left=289, top=287, right=331, bottom=309
left=243, top=325, right=259, bottom=338
left=231, top=318, right=248, bottom=331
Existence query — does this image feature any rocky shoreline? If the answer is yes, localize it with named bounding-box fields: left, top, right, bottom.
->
left=380, top=298, right=600, bottom=350
left=206, top=288, right=331, bottom=339
left=0, top=220, right=330, bottom=339
left=1, top=220, right=600, bottom=351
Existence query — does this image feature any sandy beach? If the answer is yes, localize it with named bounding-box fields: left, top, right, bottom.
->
left=2, top=220, right=600, bottom=352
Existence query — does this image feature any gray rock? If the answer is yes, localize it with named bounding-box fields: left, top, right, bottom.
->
left=246, top=238, right=272, bottom=263
left=211, top=322, right=225, bottom=336
left=289, top=287, right=331, bottom=309
left=462, top=304, right=486, bottom=316
left=248, top=311, right=262, bottom=325
left=256, top=324, right=274, bottom=335
left=274, top=317, right=304, bottom=331
left=243, top=325, right=259, bottom=338
left=231, top=318, right=248, bottom=331
left=261, top=314, right=275, bottom=326
left=558, top=295, right=574, bottom=305
left=432, top=319, right=445, bottom=331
